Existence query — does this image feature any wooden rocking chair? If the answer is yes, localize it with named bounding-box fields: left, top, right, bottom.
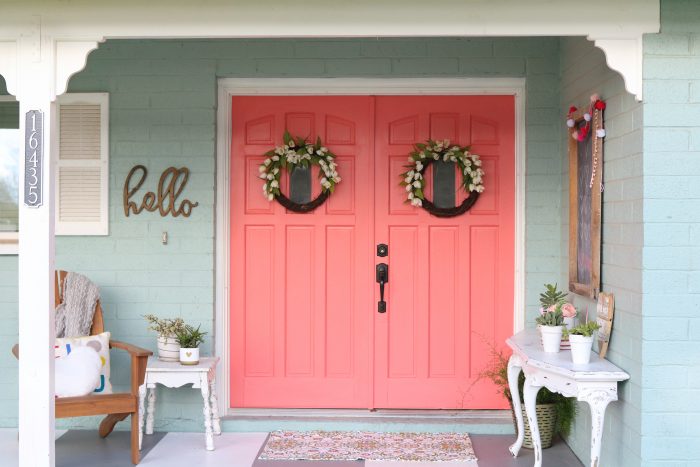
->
left=12, top=270, right=153, bottom=464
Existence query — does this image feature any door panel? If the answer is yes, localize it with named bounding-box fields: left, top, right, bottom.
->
left=231, top=96, right=373, bottom=408
left=373, top=96, right=514, bottom=409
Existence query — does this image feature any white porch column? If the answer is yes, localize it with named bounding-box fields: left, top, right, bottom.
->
left=0, top=19, right=102, bottom=465
left=16, top=29, right=57, bottom=467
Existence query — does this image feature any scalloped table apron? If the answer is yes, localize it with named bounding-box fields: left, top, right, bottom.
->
left=230, top=95, right=515, bottom=409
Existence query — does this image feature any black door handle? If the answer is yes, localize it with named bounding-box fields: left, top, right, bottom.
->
left=376, top=263, right=388, bottom=313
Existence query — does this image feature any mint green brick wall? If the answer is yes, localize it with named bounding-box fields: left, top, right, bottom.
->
left=641, top=1, right=700, bottom=464
left=0, top=37, right=562, bottom=431
left=559, top=37, right=643, bottom=467
left=0, top=256, right=18, bottom=427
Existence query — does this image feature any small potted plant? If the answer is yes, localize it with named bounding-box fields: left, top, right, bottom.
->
left=539, top=283, right=577, bottom=330
left=536, top=306, right=564, bottom=353
left=479, top=346, right=576, bottom=449
left=566, top=320, right=601, bottom=365
left=144, top=314, right=187, bottom=362
left=175, top=324, right=207, bottom=365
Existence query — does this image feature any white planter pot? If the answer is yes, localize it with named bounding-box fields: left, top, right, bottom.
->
left=569, top=334, right=594, bottom=364
left=540, top=325, right=563, bottom=353
left=179, top=347, right=200, bottom=365
left=563, top=316, right=575, bottom=331
left=157, top=336, right=180, bottom=362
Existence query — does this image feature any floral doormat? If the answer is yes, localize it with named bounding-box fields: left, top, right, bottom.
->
left=258, top=430, right=478, bottom=462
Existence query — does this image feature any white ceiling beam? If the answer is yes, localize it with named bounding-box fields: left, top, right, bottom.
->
left=1, top=0, right=658, bottom=40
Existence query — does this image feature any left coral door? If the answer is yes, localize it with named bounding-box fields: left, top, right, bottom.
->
left=230, top=96, right=373, bottom=407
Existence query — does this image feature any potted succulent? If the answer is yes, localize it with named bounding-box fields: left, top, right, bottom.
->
left=566, top=321, right=601, bottom=365
left=175, top=324, right=207, bottom=365
left=144, top=314, right=187, bottom=362
left=536, top=306, right=564, bottom=353
left=480, top=347, right=576, bottom=449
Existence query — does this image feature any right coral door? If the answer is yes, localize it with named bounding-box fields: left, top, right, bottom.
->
left=372, top=95, right=515, bottom=409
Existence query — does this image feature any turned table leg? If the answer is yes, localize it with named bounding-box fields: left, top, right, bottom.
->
left=580, top=389, right=615, bottom=467
left=507, top=354, right=524, bottom=458
left=200, top=373, right=215, bottom=451
left=138, top=384, right=146, bottom=450
left=146, top=386, right=156, bottom=435
left=209, top=380, right=222, bottom=435
left=523, top=376, right=544, bottom=467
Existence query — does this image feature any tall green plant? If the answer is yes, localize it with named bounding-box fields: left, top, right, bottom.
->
left=539, top=283, right=567, bottom=309
left=479, top=345, right=576, bottom=436
left=175, top=324, right=207, bottom=348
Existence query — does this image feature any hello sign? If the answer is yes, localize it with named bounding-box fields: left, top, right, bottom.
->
left=123, top=165, right=199, bottom=217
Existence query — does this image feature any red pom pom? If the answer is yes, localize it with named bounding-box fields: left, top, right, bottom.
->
left=594, top=100, right=606, bottom=110
left=568, top=106, right=578, bottom=114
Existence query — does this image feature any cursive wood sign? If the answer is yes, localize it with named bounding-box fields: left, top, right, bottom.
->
left=123, top=165, right=199, bottom=217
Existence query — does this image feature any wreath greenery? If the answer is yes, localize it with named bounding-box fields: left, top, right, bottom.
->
left=259, top=132, right=341, bottom=212
left=400, top=139, right=484, bottom=217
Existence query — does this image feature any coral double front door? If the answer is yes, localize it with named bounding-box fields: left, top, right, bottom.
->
left=230, top=95, right=514, bottom=409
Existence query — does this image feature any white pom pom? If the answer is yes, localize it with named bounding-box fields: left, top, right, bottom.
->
left=596, top=128, right=606, bottom=138
left=584, top=113, right=591, bottom=122
left=566, top=118, right=575, bottom=128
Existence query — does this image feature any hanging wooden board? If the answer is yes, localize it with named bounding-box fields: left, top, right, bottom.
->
left=596, top=292, right=614, bottom=359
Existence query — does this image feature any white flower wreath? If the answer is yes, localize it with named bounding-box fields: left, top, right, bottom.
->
left=400, top=139, right=484, bottom=207
left=259, top=131, right=341, bottom=202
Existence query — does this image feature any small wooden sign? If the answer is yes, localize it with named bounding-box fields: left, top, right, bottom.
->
left=24, top=110, right=44, bottom=208
left=596, top=292, right=615, bottom=359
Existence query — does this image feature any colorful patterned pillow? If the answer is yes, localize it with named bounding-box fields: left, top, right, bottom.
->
left=55, top=331, right=112, bottom=394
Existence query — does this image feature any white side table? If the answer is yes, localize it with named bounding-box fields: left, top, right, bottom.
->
left=139, top=356, right=222, bottom=451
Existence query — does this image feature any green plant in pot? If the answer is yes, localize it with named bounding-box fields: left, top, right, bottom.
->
left=175, top=324, right=207, bottom=365
left=144, top=314, right=187, bottom=362
left=536, top=306, right=565, bottom=353
left=565, top=320, right=601, bottom=365
left=480, top=346, right=576, bottom=450
left=539, top=283, right=577, bottom=330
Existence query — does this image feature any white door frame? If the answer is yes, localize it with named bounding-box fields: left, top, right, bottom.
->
left=215, top=77, right=527, bottom=415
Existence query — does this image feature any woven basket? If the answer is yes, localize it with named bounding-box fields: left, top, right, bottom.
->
left=510, top=403, right=557, bottom=449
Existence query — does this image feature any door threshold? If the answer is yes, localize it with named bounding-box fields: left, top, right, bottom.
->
left=225, top=408, right=511, bottom=423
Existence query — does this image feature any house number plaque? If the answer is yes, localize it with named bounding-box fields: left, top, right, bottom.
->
left=23, top=110, right=44, bottom=208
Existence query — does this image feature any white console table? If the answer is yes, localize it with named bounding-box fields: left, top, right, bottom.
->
left=506, top=329, right=629, bottom=467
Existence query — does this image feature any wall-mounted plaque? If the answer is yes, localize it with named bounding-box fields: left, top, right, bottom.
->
left=24, top=110, right=43, bottom=208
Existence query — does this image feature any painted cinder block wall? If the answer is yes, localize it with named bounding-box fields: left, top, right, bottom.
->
left=0, top=37, right=563, bottom=430
left=559, top=38, right=644, bottom=467
left=641, top=0, right=700, bottom=464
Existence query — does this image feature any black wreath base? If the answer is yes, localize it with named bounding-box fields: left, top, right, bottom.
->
left=421, top=192, right=480, bottom=218
left=413, top=158, right=481, bottom=218
left=275, top=191, right=329, bottom=213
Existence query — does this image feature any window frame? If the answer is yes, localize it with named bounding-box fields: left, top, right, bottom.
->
left=0, top=95, right=19, bottom=255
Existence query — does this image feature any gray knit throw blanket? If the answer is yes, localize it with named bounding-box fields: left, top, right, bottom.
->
left=55, top=272, right=100, bottom=338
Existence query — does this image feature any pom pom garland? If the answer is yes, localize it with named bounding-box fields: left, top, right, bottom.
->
left=565, top=95, right=607, bottom=192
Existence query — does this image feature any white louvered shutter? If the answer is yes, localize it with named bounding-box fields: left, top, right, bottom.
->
left=55, top=93, right=109, bottom=235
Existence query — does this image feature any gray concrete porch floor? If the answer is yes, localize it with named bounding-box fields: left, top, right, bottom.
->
left=0, top=429, right=583, bottom=467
